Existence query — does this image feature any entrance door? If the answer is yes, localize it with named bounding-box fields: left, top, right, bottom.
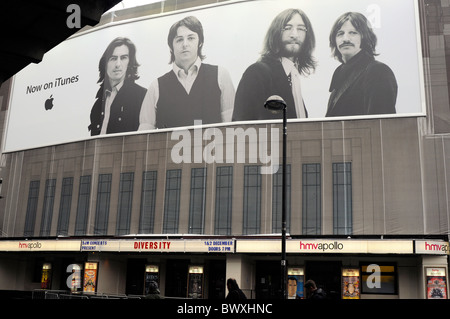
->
left=126, top=258, right=146, bottom=295
left=255, top=260, right=282, bottom=299
left=208, top=260, right=226, bottom=299
left=305, top=260, right=341, bottom=299
left=165, top=259, right=189, bottom=298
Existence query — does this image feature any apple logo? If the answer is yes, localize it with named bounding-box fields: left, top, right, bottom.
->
left=45, top=95, right=54, bottom=110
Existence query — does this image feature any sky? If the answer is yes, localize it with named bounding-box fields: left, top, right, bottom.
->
left=106, top=0, right=162, bottom=12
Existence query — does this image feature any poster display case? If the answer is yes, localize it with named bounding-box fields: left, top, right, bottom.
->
left=144, top=264, right=159, bottom=295
left=287, top=267, right=304, bottom=299
left=426, top=267, right=448, bottom=299
left=40, top=263, right=52, bottom=289
left=342, top=268, right=360, bottom=299
left=83, top=262, right=98, bottom=293
left=187, top=265, right=204, bottom=299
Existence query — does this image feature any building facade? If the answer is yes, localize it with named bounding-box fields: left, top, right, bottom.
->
left=0, top=0, right=448, bottom=300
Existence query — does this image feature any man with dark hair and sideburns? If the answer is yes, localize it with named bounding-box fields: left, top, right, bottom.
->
left=89, top=37, right=147, bottom=136
left=232, top=8, right=316, bottom=121
left=326, top=12, right=397, bottom=117
left=139, top=16, right=235, bottom=130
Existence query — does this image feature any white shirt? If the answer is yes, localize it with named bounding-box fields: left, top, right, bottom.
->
left=100, top=80, right=123, bottom=134
left=139, top=57, right=235, bottom=130
left=281, top=57, right=306, bottom=118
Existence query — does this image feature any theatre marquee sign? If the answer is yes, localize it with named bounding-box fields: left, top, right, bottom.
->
left=0, top=239, right=234, bottom=253
left=237, top=239, right=416, bottom=254
left=0, top=239, right=447, bottom=255
left=79, top=238, right=234, bottom=253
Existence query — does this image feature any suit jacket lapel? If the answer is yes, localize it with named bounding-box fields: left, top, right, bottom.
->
left=327, top=65, right=366, bottom=114
left=269, top=58, right=298, bottom=118
left=327, top=52, right=373, bottom=114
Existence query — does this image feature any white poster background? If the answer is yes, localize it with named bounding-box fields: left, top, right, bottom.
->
left=4, top=0, right=424, bottom=152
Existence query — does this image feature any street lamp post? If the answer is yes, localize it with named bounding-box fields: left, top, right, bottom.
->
left=264, top=95, right=287, bottom=299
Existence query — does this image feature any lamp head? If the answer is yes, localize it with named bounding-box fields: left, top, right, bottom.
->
left=264, top=95, right=286, bottom=113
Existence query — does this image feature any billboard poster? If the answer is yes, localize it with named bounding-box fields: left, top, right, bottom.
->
left=4, top=0, right=424, bottom=152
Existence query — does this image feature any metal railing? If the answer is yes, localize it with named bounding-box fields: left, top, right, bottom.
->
left=32, top=289, right=146, bottom=300
left=32, top=289, right=225, bottom=300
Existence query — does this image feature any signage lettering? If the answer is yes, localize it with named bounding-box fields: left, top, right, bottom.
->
left=134, top=241, right=171, bottom=250
left=81, top=240, right=108, bottom=251
left=299, top=241, right=344, bottom=251
left=19, top=242, right=42, bottom=250
left=425, top=241, right=449, bottom=253
left=204, top=240, right=233, bottom=252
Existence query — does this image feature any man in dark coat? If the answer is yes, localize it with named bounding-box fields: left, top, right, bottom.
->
left=88, top=37, right=147, bottom=136
left=232, top=8, right=316, bottom=121
left=305, top=280, right=327, bottom=300
left=326, top=12, right=397, bottom=117
left=225, top=278, right=247, bottom=301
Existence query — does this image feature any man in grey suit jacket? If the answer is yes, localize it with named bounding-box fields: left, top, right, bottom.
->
left=232, top=8, right=316, bottom=121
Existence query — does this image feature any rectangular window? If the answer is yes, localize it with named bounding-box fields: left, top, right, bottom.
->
left=116, top=172, right=134, bottom=235
left=333, top=162, right=352, bottom=235
left=215, top=166, right=233, bottom=235
left=74, top=175, right=91, bottom=236
left=189, top=168, right=207, bottom=234
left=139, top=171, right=157, bottom=234
left=57, top=177, right=74, bottom=236
left=163, top=169, right=181, bottom=234
left=302, top=164, right=321, bottom=235
left=360, top=263, right=397, bottom=295
left=243, top=165, right=261, bottom=235
left=272, top=164, right=291, bottom=233
left=40, top=179, right=56, bottom=236
left=24, top=181, right=40, bottom=237
left=94, top=174, right=112, bottom=235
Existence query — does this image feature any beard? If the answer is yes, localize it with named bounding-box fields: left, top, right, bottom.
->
left=281, top=40, right=303, bottom=59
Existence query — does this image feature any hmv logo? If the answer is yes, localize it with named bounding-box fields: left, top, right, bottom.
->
left=299, top=241, right=344, bottom=251
left=425, top=242, right=449, bottom=253
left=19, top=242, right=42, bottom=250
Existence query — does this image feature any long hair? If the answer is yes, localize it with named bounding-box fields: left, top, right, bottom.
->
left=97, top=37, right=140, bottom=84
left=260, top=8, right=316, bottom=76
left=329, top=12, right=378, bottom=63
left=167, top=16, right=206, bottom=64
